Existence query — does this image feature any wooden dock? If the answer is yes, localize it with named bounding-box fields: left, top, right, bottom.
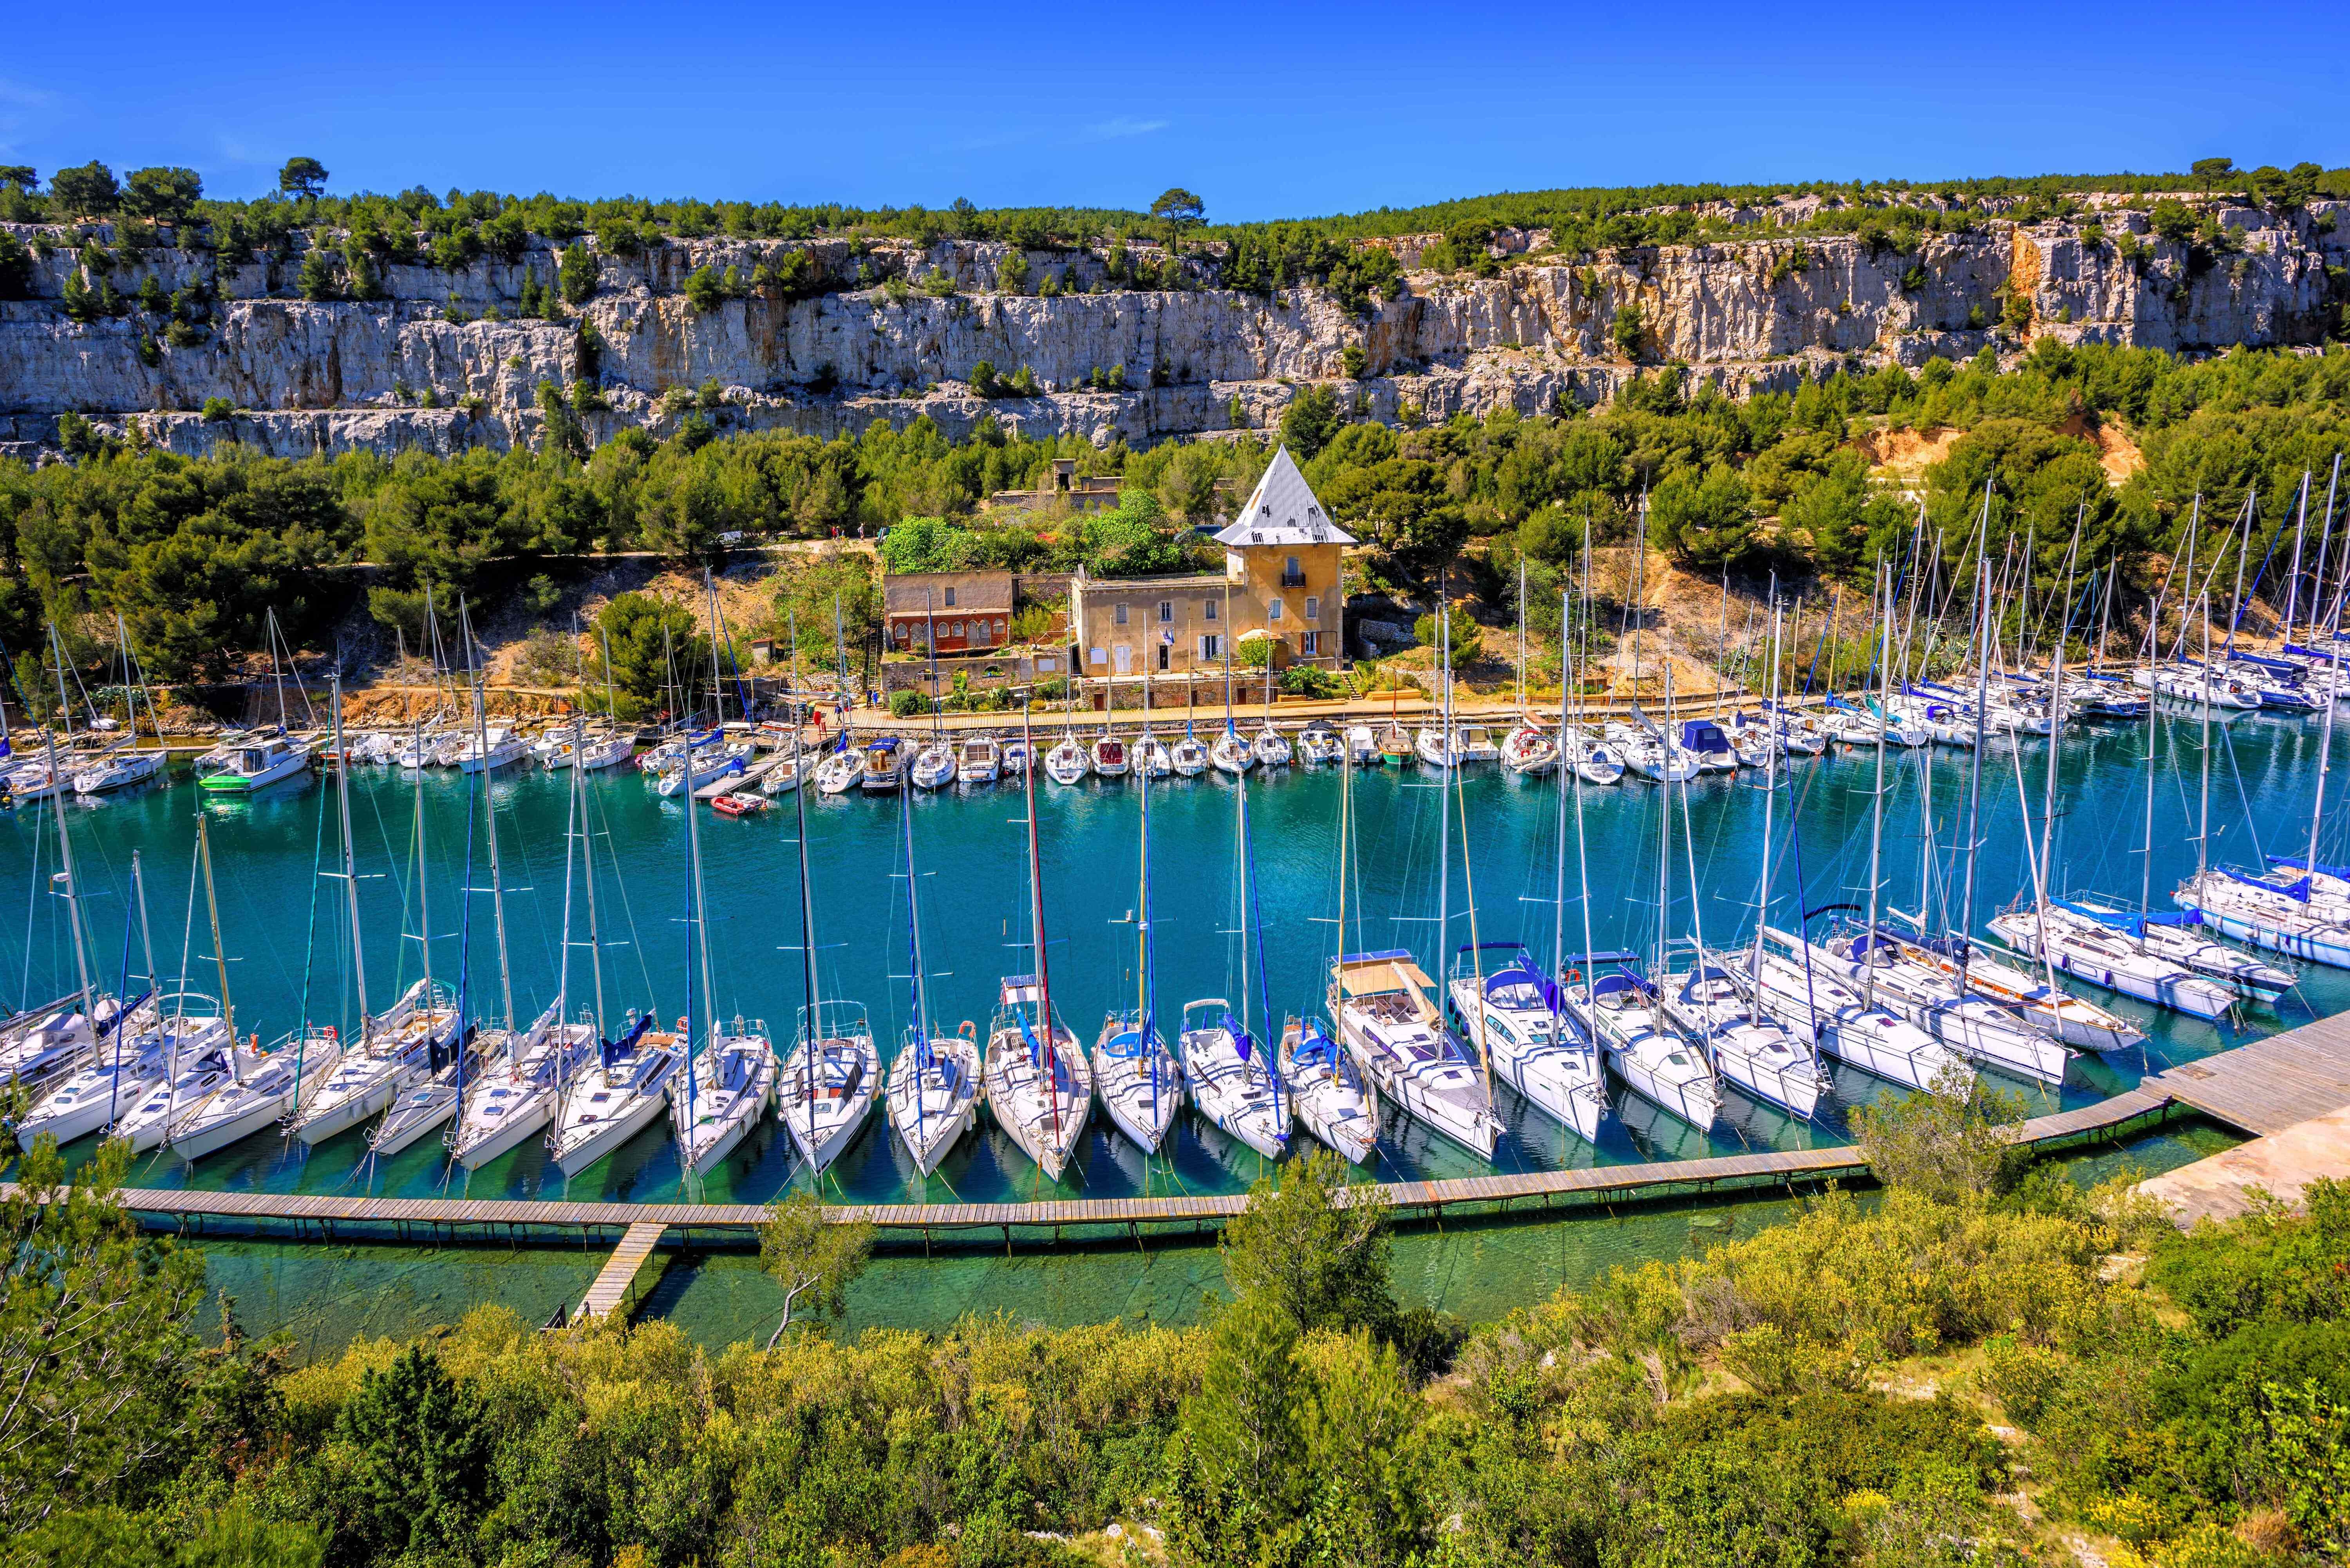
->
left=7, top=1080, right=2181, bottom=1253
left=572, top=1221, right=668, bottom=1324
left=2150, top=1011, right=2350, bottom=1135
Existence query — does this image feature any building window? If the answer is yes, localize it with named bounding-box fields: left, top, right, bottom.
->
left=1157, top=643, right=1170, bottom=670
left=1199, top=634, right=1222, bottom=659
left=1268, top=599, right=1284, bottom=622
left=1114, top=603, right=1129, bottom=627
left=1282, top=555, right=1305, bottom=589
left=1304, top=596, right=1320, bottom=622
left=944, top=586, right=957, bottom=607
left=1090, top=647, right=1108, bottom=665
left=1204, top=599, right=1218, bottom=621
left=1300, top=631, right=1320, bottom=657
left=1157, top=600, right=1173, bottom=623
left=951, top=621, right=964, bottom=638
left=994, top=618, right=1007, bottom=638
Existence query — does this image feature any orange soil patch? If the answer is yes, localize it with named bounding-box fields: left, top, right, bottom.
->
left=1852, top=425, right=1965, bottom=479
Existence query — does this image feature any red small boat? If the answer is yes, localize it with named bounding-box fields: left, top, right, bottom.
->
left=712, top=792, right=767, bottom=818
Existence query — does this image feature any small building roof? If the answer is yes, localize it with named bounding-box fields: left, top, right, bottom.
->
left=883, top=570, right=1014, bottom=617
left=1213, top=445, right=1356, bottom=548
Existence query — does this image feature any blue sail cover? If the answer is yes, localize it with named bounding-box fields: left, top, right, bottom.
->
left=1016, top=1003, right=1046, bottom=1066
left=1220, top=1012, right=1255, bottom=1062
left=601, top=1012, right=652, bottom=1070
left=1292, top=1018, right=1340, bottom=1068
left=97, top=989, right=155, bottom=1039
left=2222, top=867, right=2310, bottom=901
left=2055, top=900, right=2202, bottom=934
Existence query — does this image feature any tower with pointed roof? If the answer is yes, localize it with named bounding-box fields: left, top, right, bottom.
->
left=1067, top=444, right=1352, bottom=686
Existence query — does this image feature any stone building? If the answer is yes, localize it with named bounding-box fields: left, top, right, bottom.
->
left=1067, top=446, right=1352, bottom=678
left=984, top=457, right=1125, bottom=515
left=884, top=570, right=1015, bottom=653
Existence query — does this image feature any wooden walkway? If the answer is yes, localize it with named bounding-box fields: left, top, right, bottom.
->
left=13, top=1014, right=2342, bottom=1254
left=574, top=1222, right=667, bottom=1322
left=9, top=1081, right=2178, bottom=1250
left=2150, top=1012, right=2350, bottom=1135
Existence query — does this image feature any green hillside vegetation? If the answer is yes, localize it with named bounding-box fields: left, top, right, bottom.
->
left=10, top=339, right=2350, bottom=699
left=3, top=1083, right=2346, bottom=1568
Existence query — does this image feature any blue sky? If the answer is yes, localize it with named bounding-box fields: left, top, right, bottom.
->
left=5, top=0, right=2345, bottom=221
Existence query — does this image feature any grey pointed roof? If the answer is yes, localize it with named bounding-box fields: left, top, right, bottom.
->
left=1213, top=446, right=1356, bottom=547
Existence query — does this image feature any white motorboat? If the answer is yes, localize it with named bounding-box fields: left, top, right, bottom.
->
left=1560, top=727, right=1625, bottom=785
left=956, top=736, right=1002, bottom=785
left=1000, top=736, right=1032, bottom=776
left=1675, top=719, right=1738, bottom=772
left=1731, top=930, right=1965, bottom=1093
left=859, top=737, right=908, bottom=793
left=1455, top=723, right=1501, bottom=764
left=1044, top=736, right=1090, bottom=784
left=911, top=740, right=957, bottom=790
left=675, top=1021, right=779, bottom=1176
left=1094, top=1011, right=1183, bottom=1154
left=759, top=752, right=806, bottom=795
left=167, top=1039, right=310, bottom=1161
left=1413, top=725, right=1463, bottom=768
left=450, top=1008, right=594, bottom=1168
left=1297, top=724, right=1344, bottom=767
left=452, top=723, right=530, bottom=773
left=1344, top=723, right=1379, bottom=765
left=887, top=1027, right=982, bottom=1175
left=18, top=997, right=227, bottom=1146
left=1987, top=905, right=2240, bottom=1021
left=72, top=748, right=165, bottom=794
left=1895, top=931, right=2146, bottom=1052
left=983, top=975, right=1092, bottom=1181
left=2175, top=867, right=2350, bottom=969
left=1251, top=724, right=1292, bottom=768
left=1209, top=728, right=1254, bottom=775
left=1091, top=733, right=1131, bottom=778
left=1816, top=927, right=2072, bottom=1083
left=1663, top=962, right=1827, bottom=1119
left=1179, top=998, right=1289, bottom=1160
left=1327, top=951, right=1500, bottom=1159
left=1566, top=967, right=1722, bottom=1132
left=2064, top=898, right=2293, bottom=1001
left=777, top=1001, right=878, bottom=1172
left=1444, top=948, right=1609, bottom=1142
left=197, top=734, right=309, bottom=793
left=1500, top=722, right=1560, bottom=776
left=1276, top=1015, right=1377, bottom=1162
left=550, top=1016, right=684, bottom=1177
left=813, top=747, right=862, bottom=795
left=1171, top=733, right=1210, bottom=776
left=288, top=978, right=461, bottom=1145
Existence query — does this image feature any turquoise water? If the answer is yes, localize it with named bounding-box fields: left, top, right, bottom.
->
left=9, top=705, right=2347, bottom=1211
left=188, top=1118, right=2243, bottom=1356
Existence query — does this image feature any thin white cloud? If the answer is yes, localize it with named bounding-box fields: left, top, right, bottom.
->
left=1078, top=116, right=1168, bottom=143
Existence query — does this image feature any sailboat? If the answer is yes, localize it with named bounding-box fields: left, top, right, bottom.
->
left=454, top=713, right=602, bottom=1168
left=1327, top=605, right=1502, bottom=1159
left=18, top=853, right=188, bottom=1145
left=1280, top=735, right=1379, bottom=1162
left=983, top=705, right=1094, bottom=1181
left=72, top=616, right=167, bottom=794
left=1093, top=721, right=1183, bottom=1153
left=672, top=602, right=781, bottom=1180
left=1448, top=584, right=1613, bottom=1143
left=911, top=590, right=958, bottom=790
left=776, top=718, right=875, bottom=1173
left=289, top=711, right=461, bottom=1143
left=1665, top=602, right=1828, bottom=1118
left=166, top=818, right=311, bottom=1160
left=1210, top=609, right=1255, bottom=775
left=1180, top=758, right=1288, bottom=1160
left=886, top=776, right=980, bottom=1174
left=1562, top=558, right=1722, bottom=1133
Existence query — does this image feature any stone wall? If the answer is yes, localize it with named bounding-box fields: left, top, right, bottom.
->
left=4, top=202, right=2344, bottom=462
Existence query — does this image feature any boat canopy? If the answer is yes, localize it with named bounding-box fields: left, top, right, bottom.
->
left=2270, top=854, right=2350, bottom=880
left=2222, top=866, right=2310, bottom=901
left=1679, top=719, right=1731, bottom=751
left=2055, top=900, right=2203, bottom=934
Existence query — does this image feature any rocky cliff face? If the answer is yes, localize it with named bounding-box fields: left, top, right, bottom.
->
left=4, top=203, right=2345, bottom=461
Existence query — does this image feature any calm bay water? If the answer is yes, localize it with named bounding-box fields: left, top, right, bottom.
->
left=9, top=706, right=2345, bottom=1212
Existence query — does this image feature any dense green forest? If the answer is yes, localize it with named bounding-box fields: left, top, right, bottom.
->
left=4, top=1079, right=2347, bottom=1568
left=9, top=339, right=2350, bottom=696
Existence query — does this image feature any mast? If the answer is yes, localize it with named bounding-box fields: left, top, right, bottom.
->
left=330, top=674, right=372, bottom=1048
left=1862, top=564, right=1890, bottom=1009
left=1239, top=748, right=1281, bottom=1122
left=1959, top=552, right=1993, bottom=989
left=411, top=717, right=434, bottom=1001
left=2309, top=522, right=2348, bottom=878
left=679, top=623, right=720, bottom=1139
left=197, top=814, right=234, bottom=1055
left=1137, top=697, right=1160, bottom=1123
left=900, top=779, right=931, bottom=1143
left=1753, top=600, right=1781, bottom=977
left=2282, top=471, right=2312, bottom=652
left=1435, top=600, right=1454, bottom=987
left=43, top=628, right=94, bottom=1032
left=1553, top=587, right=1572, bottom=1022
left=1019, top=698, right=1062, bottom=1149
left=460, top=601, right=514, bottom=1029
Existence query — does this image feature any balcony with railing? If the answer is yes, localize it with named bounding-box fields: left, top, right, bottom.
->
left=1280, top=570, right=1307, bottom=589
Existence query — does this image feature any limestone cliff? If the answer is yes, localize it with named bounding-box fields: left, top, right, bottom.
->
left=3, top=201, right=2344, bottom=461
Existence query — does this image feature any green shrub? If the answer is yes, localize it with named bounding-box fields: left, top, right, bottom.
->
left=888, top=688, right=926, bottom=717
